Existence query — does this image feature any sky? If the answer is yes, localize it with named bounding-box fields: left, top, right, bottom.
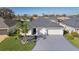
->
left=10, top=7, right=79, bottom=15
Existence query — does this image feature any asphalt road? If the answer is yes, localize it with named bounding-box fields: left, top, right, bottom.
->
left=32, top=35, right=79, bottom=51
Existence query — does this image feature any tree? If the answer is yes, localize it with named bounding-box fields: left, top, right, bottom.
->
left=23, top=14, right=28, bottom=18
left=0, top=7, right=15, bottom=19
left=62, top=14, right=66, bottom=17
left=16, top=15, right=29, bottom=44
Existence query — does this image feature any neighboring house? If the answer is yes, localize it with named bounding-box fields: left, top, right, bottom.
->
left=58, top=16, right=79, bottom=33
left=0, top=17, right=16, bottom=35
left=57, top=16, right=70, bottom=22
left=29, top=17, right=64, bottom=35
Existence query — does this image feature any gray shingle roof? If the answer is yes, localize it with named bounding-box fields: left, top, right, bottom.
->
left=62, top=16, right=79, bottom=28
left=30, top=17, right=62, bottom=28
left=48, top=16, right=58, bottom=21
left=0, top=17, right=16, bottom=29
left=0, top=17, right=9, bottom=29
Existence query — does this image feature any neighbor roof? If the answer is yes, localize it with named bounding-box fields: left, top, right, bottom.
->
left=0, top=17, right=16, bottom=29
left=62, top=16, right=79, bottom=28
left=57, top=16, right=70, bottom=20
left=0, top=17, right=9, bottom=29
left=48, top=16, right=57, bottom=20
left=30, top=17, right=63, bottom=28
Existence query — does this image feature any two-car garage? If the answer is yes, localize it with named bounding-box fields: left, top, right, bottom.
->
left=32, top=27, right=63, bottom=35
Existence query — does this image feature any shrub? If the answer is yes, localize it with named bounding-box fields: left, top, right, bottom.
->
left=64, top=30, right=69, bottom=35
left=66, top=34, right=74, bottom=40
left=69, top=35, right=74, bottom=40
left=8, top=26, right=17, bottom=36
left=71, top=32, right=79, bottom=37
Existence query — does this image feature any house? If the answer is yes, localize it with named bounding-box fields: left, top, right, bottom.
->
left=57, top=16, right=70, bottom=22
left=0, top=17, right=16, bottom=35
left=59, top=16, right=79, bottom=33
left=29, top=17, right=64, bottom=35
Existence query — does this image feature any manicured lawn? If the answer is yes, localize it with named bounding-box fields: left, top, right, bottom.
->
left=65, top=33, right=79, bottom=48
left=0, top=36, right=35, bottom=51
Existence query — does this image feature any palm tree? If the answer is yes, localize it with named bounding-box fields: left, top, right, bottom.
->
left=15, top=15, right=29, bottom=44
left=14, top=15, right=22, bottom=39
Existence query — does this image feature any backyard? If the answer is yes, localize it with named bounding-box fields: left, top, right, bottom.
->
left=64, top=31, right=79, bottom=48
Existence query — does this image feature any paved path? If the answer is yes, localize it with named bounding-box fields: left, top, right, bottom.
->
left=32, top=35, right=79, bottom=51
left=0, top=35, right=8, bottom=43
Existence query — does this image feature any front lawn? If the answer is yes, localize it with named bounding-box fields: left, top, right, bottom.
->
left=65, top=33, right=79, bottom=48
left=0, top=36, right=35, bottom=51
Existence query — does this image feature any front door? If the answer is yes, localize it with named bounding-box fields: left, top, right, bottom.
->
left=32, top=28, right=36, bottom=35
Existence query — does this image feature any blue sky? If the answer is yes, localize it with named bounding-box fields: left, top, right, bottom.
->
left=10, top=7, right=79, bottom=15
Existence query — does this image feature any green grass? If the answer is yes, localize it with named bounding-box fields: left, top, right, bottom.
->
left=65, top=33, right=79, bottom=48
left=0, top=36, right=35, bottom=51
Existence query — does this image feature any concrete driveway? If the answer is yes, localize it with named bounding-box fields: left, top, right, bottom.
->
left=32, top=35, right=79, bottom=51
left=0, top=35, right=8, bottom=43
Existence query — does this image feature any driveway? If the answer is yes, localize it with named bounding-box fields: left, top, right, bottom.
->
left=0, top=35, right=8, bottom=43
left=32, top=35, right=79, bottom=51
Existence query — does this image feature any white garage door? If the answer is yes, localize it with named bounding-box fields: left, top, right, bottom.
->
left=48, top=29, right=63, bottom=35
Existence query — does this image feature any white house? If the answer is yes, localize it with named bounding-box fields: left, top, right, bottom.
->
left=29, top=17, right=64, bottom=35
left=58, top=16, right=79, bottom=33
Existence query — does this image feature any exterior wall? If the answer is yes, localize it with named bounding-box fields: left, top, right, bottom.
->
left=36, top=28, right=39, bottom=35
left=32, top=27, right=47, bottom=35
left=26, top=30, right=32, bottom=35
left=0, top=29, right=8, bottom=35
left=31, top=27, right=63, bottom=35
left=39, top=28, right=47, bottom=35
